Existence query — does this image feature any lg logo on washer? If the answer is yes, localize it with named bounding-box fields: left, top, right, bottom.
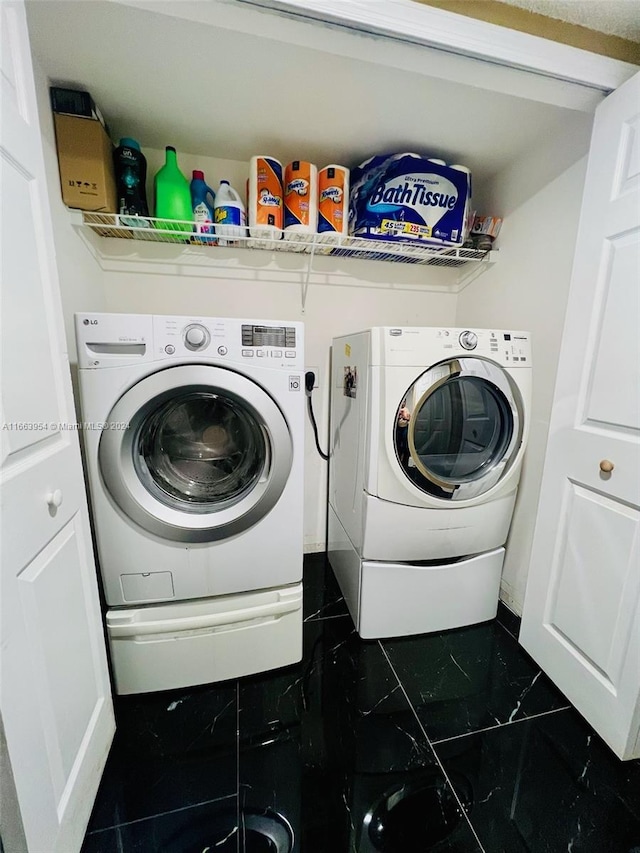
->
left=83, top=318, right=98, bottom=325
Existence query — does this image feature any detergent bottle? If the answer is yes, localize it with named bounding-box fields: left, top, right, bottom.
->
left=190, top=170, right=216, bottom=244
left=154, top=146, right=192, bottom=238
left=113, top=137, right=149, bottom=225
left=214, top=180, right=247, bottom=245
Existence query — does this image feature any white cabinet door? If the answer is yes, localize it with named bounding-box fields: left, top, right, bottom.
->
left=520, top=71, right=640, bottom=760
left=0, top=3, right=115, bottom=850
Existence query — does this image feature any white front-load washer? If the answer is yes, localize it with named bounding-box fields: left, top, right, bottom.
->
left=328, top=326, right=532, bottom=639
left=75, top=312, right=304, bottom=693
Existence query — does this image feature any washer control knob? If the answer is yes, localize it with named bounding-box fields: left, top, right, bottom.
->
left=184, top=324, right=209, bottom=351
left=217, top=345, right=228, bottom=356
left=459, top=330, right=478, bottom=350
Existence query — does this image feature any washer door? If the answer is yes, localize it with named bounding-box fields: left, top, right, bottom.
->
left=99, top=365, right=292, bottom=542
left=394, top=358, right=523, bottom=501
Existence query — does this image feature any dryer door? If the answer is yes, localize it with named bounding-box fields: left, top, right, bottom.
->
left=394, top=358, right=523, bottom=500
left=99, top=365, right=292, bottom=542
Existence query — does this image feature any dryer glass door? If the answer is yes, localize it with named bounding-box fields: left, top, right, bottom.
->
left=395, top=358, right=523, bottom=500
left=99, top=365, right=293, bottom=542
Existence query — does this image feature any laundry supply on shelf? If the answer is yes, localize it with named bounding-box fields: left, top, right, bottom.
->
left=50, top=86, right=117, bottom=213
left=248, top=156, right=284, bottom=244
left=348, top=152, right=471, bottom=247
left=318, top=165, right=350, bottom=240
left=284, top=160, right=318, bottom=238
left=113, top=138, right=149, bottom=225
left=450, top=163, right=473, bottom=245
left=470, top=215, right=503, bottom=251
left=190, top=170, right=216, bottom=244
left=154, top=146, right=193, bottom=238
left=214, top=180, right=247, bottom=244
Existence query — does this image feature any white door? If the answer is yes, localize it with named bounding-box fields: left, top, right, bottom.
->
left=0, top=3, right=115, bottom=851
left=520, top=71, right=640, bottom=760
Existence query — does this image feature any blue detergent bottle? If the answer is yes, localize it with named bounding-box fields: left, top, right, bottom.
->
left=190, top=170, right=216, bottom=244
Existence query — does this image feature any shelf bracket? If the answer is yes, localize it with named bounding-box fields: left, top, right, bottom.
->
left=456, top=250, right=497, bottom=292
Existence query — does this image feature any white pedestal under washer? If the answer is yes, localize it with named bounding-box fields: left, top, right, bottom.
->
left=75, top=312, right=305, bottom=693
left=328, top=326, right=532, bottom=639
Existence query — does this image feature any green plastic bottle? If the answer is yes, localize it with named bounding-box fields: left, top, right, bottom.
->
left=154, top=146, right=193, bottom=240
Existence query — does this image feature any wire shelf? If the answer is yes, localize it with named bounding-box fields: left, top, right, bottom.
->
left=81, top=213, right=490, bottom=268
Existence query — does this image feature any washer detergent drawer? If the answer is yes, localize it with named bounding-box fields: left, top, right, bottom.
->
left=106, top=583, right=302, bottom=694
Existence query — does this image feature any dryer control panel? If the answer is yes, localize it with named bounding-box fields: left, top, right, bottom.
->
left=372, top=327, right=532, bottom=368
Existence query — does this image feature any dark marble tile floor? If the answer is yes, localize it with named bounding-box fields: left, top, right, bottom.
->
left=82, top=554, right=640, bottom=852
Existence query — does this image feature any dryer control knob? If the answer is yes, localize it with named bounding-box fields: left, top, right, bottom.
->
left=184, top=324, right=210, bottom=350
left=459, top=330, right=478, bottom=350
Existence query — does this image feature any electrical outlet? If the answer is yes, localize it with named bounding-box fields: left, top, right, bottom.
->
left=306, top=366, right=320, bottom=389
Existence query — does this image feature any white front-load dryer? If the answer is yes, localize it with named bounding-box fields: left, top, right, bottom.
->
left=76, top=313, right=304, bottom=693
left=363, top=326, right=532, bottom=561
left=328, top=326, right=531, bottom=639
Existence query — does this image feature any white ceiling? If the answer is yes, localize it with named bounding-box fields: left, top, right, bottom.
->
left=497, top=0, right=640, bottom=43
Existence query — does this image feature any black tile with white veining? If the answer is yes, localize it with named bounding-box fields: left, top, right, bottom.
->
left=80, top=556, right=640, bottom=853
left=85, top=681, right=238, bottom=833
left=303, top=551, right=349, bottom=621
left=238, top=617, right=483, bottom=853
left=434, top=707, right=640, bottom=853
left=81, top=794, right=238, bottom=852
left=382, top=621, right=569, bottom=742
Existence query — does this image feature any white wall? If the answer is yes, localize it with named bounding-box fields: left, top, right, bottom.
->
left=456, top=155, right=589, bottom=614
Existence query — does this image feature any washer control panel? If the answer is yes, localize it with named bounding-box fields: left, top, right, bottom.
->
left=153, top=315, right=303, bottom=368
left=75, top=313, right=304, bottom=369
left=240, top=324, right=298, bottom=360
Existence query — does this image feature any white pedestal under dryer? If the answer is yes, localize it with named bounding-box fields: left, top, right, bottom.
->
left=76, top=313, right=305, bottom=693
left=328, top=326, right=532, bottom=639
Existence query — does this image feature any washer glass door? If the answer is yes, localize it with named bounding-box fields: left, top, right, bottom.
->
left=394, top=358, right=522, bottom=500
left=99, top=365, right=293, bottom=542
left=137, top=391, right=265, bottom=510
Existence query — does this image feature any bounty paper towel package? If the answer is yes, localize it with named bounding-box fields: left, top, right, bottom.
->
left=348, top=153, right=471, bottom=247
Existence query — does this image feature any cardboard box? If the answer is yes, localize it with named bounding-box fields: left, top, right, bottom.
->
left=53, top=113, right=117, bottom=212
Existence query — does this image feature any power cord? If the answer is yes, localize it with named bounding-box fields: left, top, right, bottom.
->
left=305, top=371, right=329, bottom=461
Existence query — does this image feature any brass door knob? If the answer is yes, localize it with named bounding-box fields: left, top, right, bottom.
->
left=599, top=459, right=614, bottom=473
